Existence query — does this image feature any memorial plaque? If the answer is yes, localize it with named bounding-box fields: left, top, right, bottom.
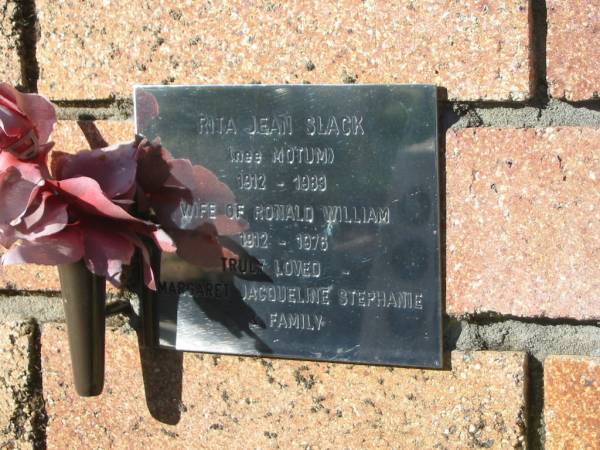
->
left=134, top=84, right=442, bottom=368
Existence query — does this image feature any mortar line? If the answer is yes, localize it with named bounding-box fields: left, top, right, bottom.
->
left=0, top=289, right=62, bottom=298
left=450, top=313, right=600, bottom=328
left=14, top=0, right=39, bottom=92
left=51, top=98, right=600, bottom=131
left=441, top=98, right=600, bottom=109
left=526, top=354, right=545, bottom=450
left=530, top=0, right=549, bottom=104
left=28, top=319, right=47, bottom=450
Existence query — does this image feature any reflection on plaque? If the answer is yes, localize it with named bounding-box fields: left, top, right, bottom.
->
left=135, top=84, right=442, bottom=368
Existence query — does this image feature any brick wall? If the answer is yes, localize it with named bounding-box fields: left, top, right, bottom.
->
left=1, top=0, right=599, bottom=448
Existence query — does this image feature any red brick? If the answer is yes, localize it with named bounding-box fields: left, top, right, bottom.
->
left=0, top=121, right=133, bottom=292
left=547, top=1, right=600, bottom=100
left=0, top=1, right=21, bottom=86
left=42, top=325, right=528, bottom=448
left=446, top=127, right=600, bottom=320
left=0, top=322, right=36, bottom=448
left=545, top=355, right=600, bottom=449
left=0, top=264, right=60, bottom=292
left=36, top=0, right=531, bottom=101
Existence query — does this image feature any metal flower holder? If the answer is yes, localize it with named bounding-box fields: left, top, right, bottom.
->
left=58, top=248, right=157, bottom=397
left=58, top=261, right=151, bottom=396
left=58, top=261, right=107, bottom=396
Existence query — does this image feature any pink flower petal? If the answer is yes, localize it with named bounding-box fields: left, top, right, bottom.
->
left=10, top=85, right=56, bottom=145
left=0, top=148, right=44, bottom=181
left=49, top=176, right=151, bottom=227
left=17, top=191, right=68, bottom=240
left=169, top=160, right=235, bottom=204
left=0, top=166, right=41, bottom=224
left=0, top=84, right=32, bottom=148
left=53, top=142, right=138, bottom=198
left=152, top=228, right=176, bottom=252
left=21, top=191, right=53, bottom=228
left=113, top=180, right=137, bottom=204
left=136, top=139, right=176, bottom=192
left=81, top=223, right=135, bottom=287
left=0, top=103, right=32, bottom=146
left=1, top=227, right=83, bottom=265
left=120, top=231, right=156, bottom=290
left=0, top=84, right=25, bottom=115
left=0, top=84, right=55, bottom=161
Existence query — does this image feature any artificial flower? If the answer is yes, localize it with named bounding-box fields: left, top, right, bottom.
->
left=135, top=138, right=248, bottom=268
left=0, top=83, right=56, bottom=160
left=0, top=82, right=247, bottom=290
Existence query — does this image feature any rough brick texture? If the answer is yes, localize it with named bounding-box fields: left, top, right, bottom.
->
left=42, top=325, right=528, bottom=449
left=36, top=0, right=531, bottom=101
left=0, top=264, right=60, bottom=292
left=0, top=1, right=21, bottom=86
left=547, top=0, right=600, bottom=100
left=446, top=127, right=600, bottom=320
left=545, top=355, right=600, bottom=449
left=0, top=322, right=36, bottom=448
left=0, top=121, right=133, bottom=292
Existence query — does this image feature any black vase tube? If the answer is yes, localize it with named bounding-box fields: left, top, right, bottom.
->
left=58, top=261, right=106, bottom=396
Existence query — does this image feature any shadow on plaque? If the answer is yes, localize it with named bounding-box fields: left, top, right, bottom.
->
left=137, top=242, right=272, bottom=424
